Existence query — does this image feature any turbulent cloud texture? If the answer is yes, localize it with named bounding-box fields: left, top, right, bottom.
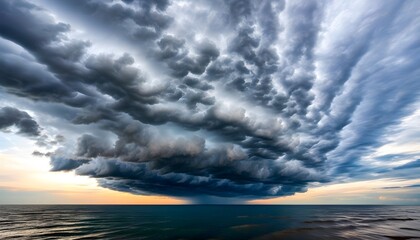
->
left=0, top=0, right=419, bottom=201
left=0, top=107, right=41, bottom=136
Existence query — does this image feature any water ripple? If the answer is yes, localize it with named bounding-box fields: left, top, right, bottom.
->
left=0, top=205, right=419, bottom=240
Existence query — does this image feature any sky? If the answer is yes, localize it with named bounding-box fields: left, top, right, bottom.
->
left=0, top=0, right=419, bottom=205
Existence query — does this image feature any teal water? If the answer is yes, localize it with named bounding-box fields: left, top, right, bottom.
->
left=1, top=205, right=419, bottom=239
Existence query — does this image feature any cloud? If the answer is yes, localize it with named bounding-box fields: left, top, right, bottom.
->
left=49, top=0, right=172, bottom=41
left=383, top=184, right=420, bottom=189
left=0, top=107, right=41, bottom=136
left=0, top=0, right=419, bottom=202
left=394, top=159, right=420, bottom=170
left=50, top=156, right=89, bottom=172
left=32, top=150, right=52, bottom=157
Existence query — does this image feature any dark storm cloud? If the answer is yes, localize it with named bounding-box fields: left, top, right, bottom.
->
left=182, top=77, right=213, bottom=91
left=49, top=113, right=323, bottom=198
left=0, top=1, right=97, bottom=108
left=0, top=107, right=41, bottom=136
left=0, top=0, right=419, bottom=201
left=156, top=35, right=220, bottom=78
left=76, top=158, right=310, bottom=199
left=50, top=156, right=90, bottom=172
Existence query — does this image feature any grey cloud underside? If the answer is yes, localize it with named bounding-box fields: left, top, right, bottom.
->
left=0, top=0, right=419, bottom=200
left=0, top=107, right=41, bottom=136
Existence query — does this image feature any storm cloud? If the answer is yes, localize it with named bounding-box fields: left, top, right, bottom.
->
left=0, top=107, right=41, bottom=136
left=0, top=0, right=419, bottom=202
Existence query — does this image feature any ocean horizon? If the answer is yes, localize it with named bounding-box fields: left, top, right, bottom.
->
left=1, top=205, right=419, bottom=239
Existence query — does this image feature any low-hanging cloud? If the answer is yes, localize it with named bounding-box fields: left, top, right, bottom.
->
left=0, top=0, right=419, bottom=201
left=0, top=107, right=41, bottom=136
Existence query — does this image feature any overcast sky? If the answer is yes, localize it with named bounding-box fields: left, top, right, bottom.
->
left=0, top=0, right=419, bottom=204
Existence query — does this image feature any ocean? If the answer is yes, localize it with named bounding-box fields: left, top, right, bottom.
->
left=0, top=205, right=419, bottom=239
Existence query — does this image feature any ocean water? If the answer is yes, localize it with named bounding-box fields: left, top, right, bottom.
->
left=0, top=205, right=419, bottom=240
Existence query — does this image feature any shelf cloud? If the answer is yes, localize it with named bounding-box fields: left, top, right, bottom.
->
left=0, top=0, right=419, bottom=201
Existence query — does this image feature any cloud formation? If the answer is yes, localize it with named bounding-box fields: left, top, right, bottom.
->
left=0, top=107, right=41, bottom=136
left=394, top=159, right=420, bottom=170
left=0, top=0, right=419, bottom=201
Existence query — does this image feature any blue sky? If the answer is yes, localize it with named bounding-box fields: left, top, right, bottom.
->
left=0, top=0, right=419, bottom=204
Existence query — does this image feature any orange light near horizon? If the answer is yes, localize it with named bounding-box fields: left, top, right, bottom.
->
left=0, top=151, right=187, bottom=204
left=249, top=178, right=420, bottom=205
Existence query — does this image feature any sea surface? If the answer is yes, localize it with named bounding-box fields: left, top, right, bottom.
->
left=0, top=205, right=419, bottom=240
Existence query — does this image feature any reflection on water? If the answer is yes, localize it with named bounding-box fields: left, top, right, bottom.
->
left=0, top=205, right=419, bottom=240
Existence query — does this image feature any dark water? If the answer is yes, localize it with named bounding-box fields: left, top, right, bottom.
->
left=1, top=205, right=420, bottom=240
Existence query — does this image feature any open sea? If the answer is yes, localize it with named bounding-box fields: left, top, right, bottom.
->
left=0, top=205, right=419, bottom=240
